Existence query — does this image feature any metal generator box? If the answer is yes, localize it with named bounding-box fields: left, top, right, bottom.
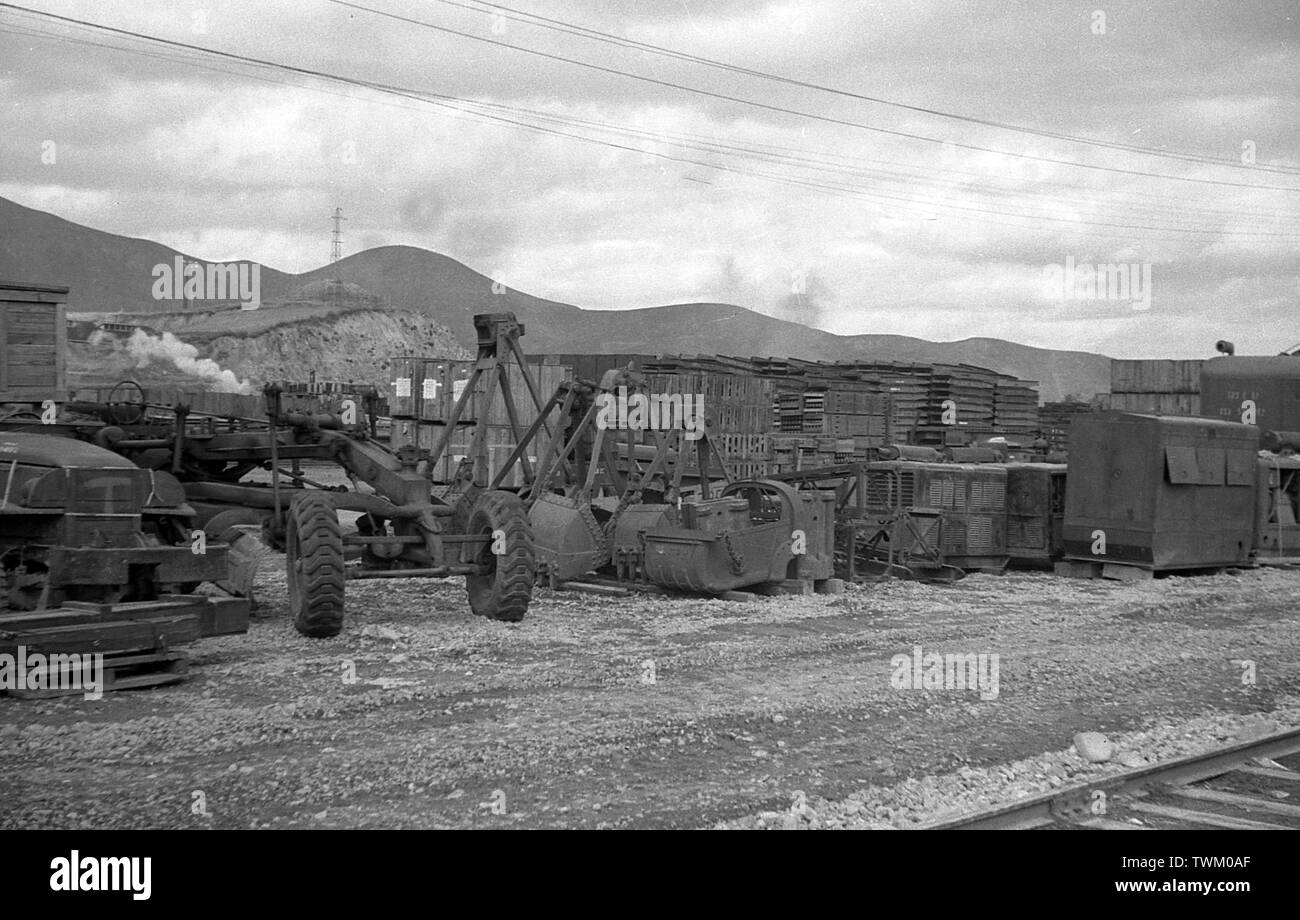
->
left=1004, top=462, right=1067, bottom=566
left=1063, top=412, right=1259, bottom=570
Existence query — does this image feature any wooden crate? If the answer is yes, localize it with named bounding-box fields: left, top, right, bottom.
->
left=1111, top=359, right=1202, bottom=395
left=1, top=282, right=67, bottom=402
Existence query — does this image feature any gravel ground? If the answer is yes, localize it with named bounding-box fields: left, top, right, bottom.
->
left=2, top=555, right=1298, bottom=829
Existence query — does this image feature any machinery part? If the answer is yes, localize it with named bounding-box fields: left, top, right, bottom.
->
left=608, top=503, right=676, bottom=581
left=642, top=480, right=809, bottom=593
left=204, top=508, right=268, bottom=598
left=355, top=513, right=407, bottom=565
left=529, top=492, right=606, bottom=582
left=877, top=444, right=942, bottom=462
left=464, top=490, right=534, bottom=622
left=286, top=492, right=345, bottom=638
left=107, top=379, right=147, bottom=425
left=3, top=560, right=54, bottom=611
left=720, top=529, right=746, bottom=575
left=1262, top=429, right=1300, bottom=453
left=205, top=507, right=267, bottom=536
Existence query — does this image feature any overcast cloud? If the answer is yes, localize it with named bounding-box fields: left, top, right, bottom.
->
left=1, top=0, right=1297, bottom=356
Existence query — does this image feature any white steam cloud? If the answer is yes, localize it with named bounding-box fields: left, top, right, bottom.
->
left=127, top=329, right=253, bottom=394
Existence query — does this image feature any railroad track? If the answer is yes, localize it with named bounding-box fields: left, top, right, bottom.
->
left=923, top=727, right=1300, bottom=830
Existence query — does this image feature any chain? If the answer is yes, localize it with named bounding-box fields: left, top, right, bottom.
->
left=720, top=529, right=746, bottom=575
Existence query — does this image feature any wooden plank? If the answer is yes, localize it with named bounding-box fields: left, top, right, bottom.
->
left=0, top=289, right=69, bottom=302
left=1166, top=785, right=1300, bottom=818
left=1077, top=817, right=1150, bottom=829
left=6, top=368, right=57, bottom=386
left=1054, top=560, right=1101, bottom=579
left=1127, top=800, right=1288, bottom=830
left=8, top=650, right=189, bottom=698
left=1236, top=765, right=1300, bottom=783
left=53, top=300, right=66, bottom=399
left=1102, top=563, right=1154, bottom=582
left=6, top=345, right=58, bottom=365
left=0, top=597, right=213, bottom=631
left=558, top=581, right=629, bottom=597
left=0, top=608, right=109, bottom=629
left=5, top=332, right=56, bottom=346
left=0, top=615, right=201, bottom=656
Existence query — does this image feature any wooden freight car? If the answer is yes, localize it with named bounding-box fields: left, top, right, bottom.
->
left=861, top=460, right=1009, bottom=572
left=0, top=281, right=68, bottom=407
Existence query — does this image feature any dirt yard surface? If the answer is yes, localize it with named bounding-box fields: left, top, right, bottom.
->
left=3, top=558, right=1299, bottom=829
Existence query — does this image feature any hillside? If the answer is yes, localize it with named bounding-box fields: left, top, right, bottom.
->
left=70, top=309, right=469, bottom=395
left=1, top=194, right=1110, bottom=400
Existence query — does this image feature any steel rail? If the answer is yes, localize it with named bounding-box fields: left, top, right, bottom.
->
left=919, top=726, right=1300, bottom=829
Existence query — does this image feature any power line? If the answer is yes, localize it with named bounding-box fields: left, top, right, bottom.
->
left=324, top=0, right=1300, bottom=193
left=13, top=12, right=1283, bottom=229
left=3, top=5, right=1296, bottom=240
left=440, top=0, right=1300, bottom=177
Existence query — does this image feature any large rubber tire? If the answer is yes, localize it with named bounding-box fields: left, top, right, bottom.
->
left=286, top=493, right=345, bottom=638
left=464, top=490, right=535, bottom=623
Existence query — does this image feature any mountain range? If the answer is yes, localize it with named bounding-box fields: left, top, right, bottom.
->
left=0, top=195, right=1110, bottom=401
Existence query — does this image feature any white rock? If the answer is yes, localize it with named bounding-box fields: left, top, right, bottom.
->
left=1115, top=750, right=1146, bottom=768
left=1073, top=732, right=1115, bottom=763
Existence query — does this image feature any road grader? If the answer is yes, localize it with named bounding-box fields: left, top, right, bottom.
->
left=4, top=313, right=544, bottom=638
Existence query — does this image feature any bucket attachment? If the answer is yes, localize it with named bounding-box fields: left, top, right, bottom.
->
left=529, top=492, right=605, bottom=583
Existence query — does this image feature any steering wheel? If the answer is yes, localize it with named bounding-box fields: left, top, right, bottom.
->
left=107, top=379, right=147, bottom=425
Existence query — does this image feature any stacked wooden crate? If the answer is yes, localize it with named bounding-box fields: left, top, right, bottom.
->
left=642, top=356, right=776, bottom=477
left=993, top=375, right=1041, bottom=433
left=1105, top=359, right=1202, bottom=416
left=389, top=355, right=570, bottom=484
left=929, top=364, right=996, bottom=429
left=1039, top=400, right=1096, bottom=451
left=874, top=365, right=931, bottom=443
left=538, top=353, right=653, bottom=382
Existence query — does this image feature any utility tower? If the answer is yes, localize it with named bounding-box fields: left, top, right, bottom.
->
left=330, top=208, right=345, bottom=263
left=329, top=208, right=346, bottom=311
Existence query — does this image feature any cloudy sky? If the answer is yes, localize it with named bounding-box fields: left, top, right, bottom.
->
left=2, top=0, right=1298, bottom=357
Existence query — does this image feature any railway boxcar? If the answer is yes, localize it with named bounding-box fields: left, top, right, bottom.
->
left=1063, top=412, right=1259, bottom=571
left=1004, top=462, right=1067, bottom=567
left=1200, top=355, right=1300, bottom=431
left=862, top=460, right=1008, bottom=571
